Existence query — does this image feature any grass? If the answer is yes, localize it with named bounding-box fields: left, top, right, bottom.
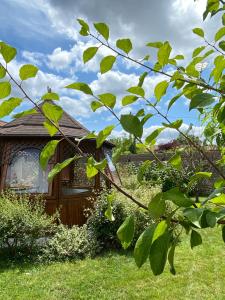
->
left=0, top=228, right=225, bottom=300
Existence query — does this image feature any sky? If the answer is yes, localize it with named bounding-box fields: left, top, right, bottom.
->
left=0, top=0, right=221, bottom=144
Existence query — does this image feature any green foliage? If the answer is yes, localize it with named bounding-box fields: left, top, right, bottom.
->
left=134, top=224, right=156, bottom=268
left=154, top=80, right=169, bottom=101
left=48, top=156, right=77, bottom=181
left=138, top=162, right=194, bottom=193
left=0, top=81, right=11, bottom=99
left=116, top=38, right=132, bottom=54
left=41, top=224, right=98, bottom=261
left=120, top=114, right=143, bottom=138
left=83, top=47, right=98, bottom=63
left=40, top=140, right=60, bottom=170
left=0, top=42, right=17, bottom=63
left=41, top=92, right=59, bottom=101
left=94, top=22, right=109, bottom=40
left=192, top=28, right=205, bottom=38
left=65, top=82, right=93, bottom=95
left=100, top=55, right=116, bottom=73
left=117, top=215, right=135, bottom=249
left=86, top=157, right=107, bottom=178
left=0, top=97, right=22, bottom=118
left=19, top=64, right=38, bottom=80
left=98, top=93, right=116, bottom=108
left=157, top=41, right=171, bottom=66
left=96, top=125, right=115, bottom=148
left=0, top=191, right=56, bottom=257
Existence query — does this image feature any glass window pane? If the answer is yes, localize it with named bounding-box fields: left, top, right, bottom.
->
left=5, top=148, right=49, bottom=194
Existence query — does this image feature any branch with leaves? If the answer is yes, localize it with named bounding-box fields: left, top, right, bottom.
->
left=1, top=0, right=225, bottom=276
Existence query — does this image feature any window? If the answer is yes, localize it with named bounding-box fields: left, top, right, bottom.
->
left=5, top=148, right=49, bottom=193
left=61, top=157, right=94, bottom=196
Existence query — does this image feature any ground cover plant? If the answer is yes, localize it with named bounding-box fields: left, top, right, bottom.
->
left=0, top=228, right=224, bottom=300
left=1, top=0, right=225, bottom=276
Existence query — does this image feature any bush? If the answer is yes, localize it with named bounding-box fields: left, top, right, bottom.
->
left=138, top=162, right=195, bottom=193
left=87, top=188, right=157, bottom=251
left=0, top=191, right=56, bottom=257
left=41, top=224, right=98, bottom=261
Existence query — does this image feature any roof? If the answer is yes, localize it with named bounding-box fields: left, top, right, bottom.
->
left=0, top=101, right=89, bottom=138
left=0, top=101, right=114, bottom=148
left=0, top=121, right=7, bottom=127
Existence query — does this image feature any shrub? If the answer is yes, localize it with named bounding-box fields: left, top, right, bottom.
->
left=138, top=162, right=195, bottom=193
left=41, top=224, right=98, bottom=261
left=87, top=187, right=158, bottom=251
left=0, top=191, right=56, bottom=257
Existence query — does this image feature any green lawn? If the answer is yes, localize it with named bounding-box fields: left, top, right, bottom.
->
left=0, top=228, right=225, bottom=300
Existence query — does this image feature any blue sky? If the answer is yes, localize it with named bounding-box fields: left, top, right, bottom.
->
left=0, top=0, right=220, bottom=143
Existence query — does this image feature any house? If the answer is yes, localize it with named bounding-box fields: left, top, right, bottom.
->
left=0, top=101, right=114, bottom=225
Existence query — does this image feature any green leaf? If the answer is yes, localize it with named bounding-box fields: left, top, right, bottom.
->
left=215, top=27, right=225, bottom=42
left=48, top=157, right=76, bottom=182
left=98, top=93, right=116, bottom=108
left=192, top=28, right=204, bottom=38
left=86, top=157, right=99, bottom=178
left=86, top=157, right=107, bottom=178
left=120, top=114, right=143, bottom=138
left=219, top=41, right=225, bottom=51
left=117, top=215, right=135, bottom=249
left=100, top=55, right=116, bottom=74
left=168, top=152, right=182, bottom=169
left=157, top=42, right=172, bottom=66
left=148, top=193, right=166, bottom=219
left=41, top=92, right=59, bottom=101
left=65, top=82, right=93, bottom=95
left=190, top=171, right=212, bottom=182
left=127, top=86, right=145, bottom=97
left=210, top=193, right=225, bottom=205
left=83, top=47, right=98, bottom=63
left=134, top=224, right=156, bottom=268
left=168, top=93, right=183, bottom=111
left=91, top=101, right=103, bottom=112
left=173, top=54, right=184, bottom=60
left=146, top=42, right=163, bottom=48
left=206, top=211, right=217, bottom=228
left=105, top=193, right=115, bottom=221
left=116, top=39, right=132, bottom=54
left=163, top=119, right=183, bottom=129
left=42, top=102, right=63, bottom=124
left=138, top=72, right=148, bottom=87
left=0, top=42, right=17, bottom=63
left=77, top=19, right=89, bottom=36
left=141, top=113, right=153, bottom=126
left=0, top=65, right=6, bottom=79
left=154, top=80, right=169, bottom=101
left=183, top=208, right=203, bottom=228
left=13, top=108, right=37, bottom=118
left=19, top=64, right=38, bottom=80
left=122, top=95, right=138, bottom=106
left=40, top=140, right=60, bottom=170
left=190, top=230, right=202, bottom=249
left=94, top=22, right=109, bottom=40
left=223, top=13, right=225, bottom=26
left=0, top=82, right=11, bottom=99
left=189, top=93, right=215, bottom=110
left=96, top=125, right=115, bottom=148
left=145, top=128, right=164, bottom=144
left=192, top=46, right=206, bottom=58
left=168, top=244, right=176, bottom=275
left=0, top=97, right=22, bottom=118
left=43, top=121, right=58, bottom=137
left=163, top=188, right=194, bottom=207
left=152, top=220, right=168, bottom=243
left=149, top=230, right=170, bottom=276
left=222, top=226, right=225, bottom=243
